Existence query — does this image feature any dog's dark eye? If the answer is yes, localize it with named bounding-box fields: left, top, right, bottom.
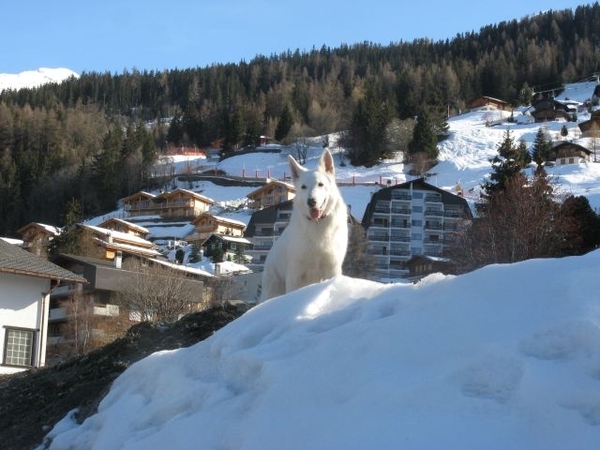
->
left=301, top=185, right=306, bottom=189
left=318, top=182, right=324, bottom=187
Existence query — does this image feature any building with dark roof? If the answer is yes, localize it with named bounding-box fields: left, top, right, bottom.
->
left=243, top=200, right=294, bottom=270
left=361, top=178, right=472, bottom=280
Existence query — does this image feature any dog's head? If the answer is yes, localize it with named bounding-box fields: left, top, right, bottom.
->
left=288, top=149, right=338, bottom=222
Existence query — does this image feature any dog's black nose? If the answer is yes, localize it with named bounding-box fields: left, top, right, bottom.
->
left=307, top=198, right=317, bottom=208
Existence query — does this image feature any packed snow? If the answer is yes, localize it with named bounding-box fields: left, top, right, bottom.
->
left=43, top=250, right=600, bottom=449
left=32, top=79, right=600, bottom=449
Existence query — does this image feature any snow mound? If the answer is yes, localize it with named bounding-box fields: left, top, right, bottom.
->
left=45, top=250, right=600, bottom=450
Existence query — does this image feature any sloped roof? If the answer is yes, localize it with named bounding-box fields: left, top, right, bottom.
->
left=0, top=239, right=86, bottom=283
left=244, top=200, right=294, bottom=237
left=361, top=178, right=473, bottom=227
left=203, top=234, right=252, bottom=245
left=121, top=191, right=156, bottom=203
left=18, top=222, right=61, bottom=237
left=98, top=217, right=150, bottom=235
left=156, top=188, right=215, bottom=204
left=551, top=141, right=592, bottom=154
left=191, top=212, right=247, bottom=228
left=246, top=179, right=296, bottom=199
left=81, top=224, right=155, bottom=248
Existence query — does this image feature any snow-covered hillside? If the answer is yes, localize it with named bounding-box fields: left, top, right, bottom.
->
left=147, top=81, right=600, bottom=223
left=0, top=67, right=78, bottom=92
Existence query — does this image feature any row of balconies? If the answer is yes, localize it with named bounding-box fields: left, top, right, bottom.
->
left=373, top=206, right=450, bottom=217
left=369, top=222, right=450, bottom=231
left=388, top=192, right=441, bottom=202
left=367, top=248, right=412, bottom=257
left=126, top=198, right=195, bottom=211
left=252, top=241, right=273, bottom=251
left=368, top=233, right=411, bottom=242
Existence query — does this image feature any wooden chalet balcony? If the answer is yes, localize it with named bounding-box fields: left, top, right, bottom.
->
left=124, top=201, right=155, bottom=211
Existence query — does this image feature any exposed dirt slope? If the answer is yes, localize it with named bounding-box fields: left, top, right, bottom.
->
left=0, top=305, right=248, bottom=450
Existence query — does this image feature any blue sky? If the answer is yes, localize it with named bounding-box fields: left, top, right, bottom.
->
left=1, top=0, right=589, bottom=75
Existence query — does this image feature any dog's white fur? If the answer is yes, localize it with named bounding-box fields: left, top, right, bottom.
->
left=260, top=149, right=348, bottom=302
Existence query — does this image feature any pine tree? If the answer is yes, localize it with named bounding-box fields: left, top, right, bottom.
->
left=91, top=126, right=124, bottom=211
left=482, top=129, right=527, bottom=197
left=349, top=84, right=393, bottom=167
left=234, top=245, right=246, bottom=264
left=408, top=109, right=438, bottom=161
left=342, top=222, right=375, bottom=278
left=49, top=198, right=83, bottom=259
left=561, top=195, right=600, bottom=254
left=531, top=127, right=552, bottom=167
left=275, top=104, right=293, bottom=142
left=188, top=242, right=202, bottom=263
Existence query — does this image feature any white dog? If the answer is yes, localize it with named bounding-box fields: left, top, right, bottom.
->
left=260, top=149, right=348, bottom=302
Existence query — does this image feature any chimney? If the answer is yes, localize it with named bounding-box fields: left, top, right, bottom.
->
left=114, top=251, right=122, bottom=269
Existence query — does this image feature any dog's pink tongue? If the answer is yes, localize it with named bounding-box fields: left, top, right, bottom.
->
left=310, top=208, right=322, bottom=220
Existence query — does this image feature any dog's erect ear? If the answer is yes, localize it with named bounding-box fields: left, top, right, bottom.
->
left=288, top=154, right=305, bottom=180
left=318, top=149, right=335, bottom=176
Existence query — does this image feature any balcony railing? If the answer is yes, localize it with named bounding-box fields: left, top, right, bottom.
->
left=391, top=208, right=411, bottom=214
left=424, top=208, right=444, bottom=217
left=390, top=235, right=410, bottom=242
left=391, top=192, right=411, bottom=200
left=369, top=234, right=389, bottom=242
left=252, top=242, right=273, bottom=250
left=374, top=206, right=390, bottom=213
left=390, top=221, right=410, bottom=229
left=424, top=195, right=442, bottom=203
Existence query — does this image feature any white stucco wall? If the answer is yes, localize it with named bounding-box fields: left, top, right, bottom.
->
left=0, top=272, right=50, bottom=374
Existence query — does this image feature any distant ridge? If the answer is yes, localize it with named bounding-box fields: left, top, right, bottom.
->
left=0, top=67, right=79, bottom=93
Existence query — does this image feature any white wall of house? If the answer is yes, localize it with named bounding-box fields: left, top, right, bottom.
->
left=0, top=272, right=51, bottom=374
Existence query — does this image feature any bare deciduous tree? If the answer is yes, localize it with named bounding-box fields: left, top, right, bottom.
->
left=204, top=274, right=237, bottom=307
left=343, top=221, right=376, bottom=279
left=451, top=172, right=573, bottom=271
left=116, top=260, right=207, bottom=323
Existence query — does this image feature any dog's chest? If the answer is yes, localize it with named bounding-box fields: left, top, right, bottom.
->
left=288, top=216, right=345, bottom=258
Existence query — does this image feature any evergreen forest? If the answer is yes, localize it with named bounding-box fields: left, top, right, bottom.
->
left=1, top=4, right=600, bottom=237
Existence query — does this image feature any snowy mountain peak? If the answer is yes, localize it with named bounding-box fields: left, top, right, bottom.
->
left=0, top=67, right=79, bottom=93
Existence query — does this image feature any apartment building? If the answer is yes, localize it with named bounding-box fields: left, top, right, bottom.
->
left=361, top=178, right=472, bottom=280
